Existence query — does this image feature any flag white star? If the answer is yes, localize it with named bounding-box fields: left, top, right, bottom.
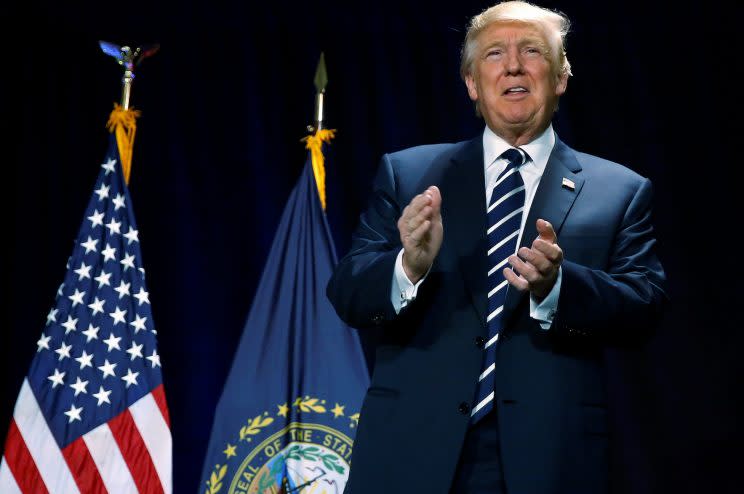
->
left=80, top=236, right=99, bottom=254
left=82, top=324, right=100, bottom=342
left=46, top=308, right=58, bottom=325
left=88, top=209, right=105, bottom=228
left=55, top=342, right=72, bottom=361
left=98, top=359, right=117, bottom=378
left=64, top=404, right=83, bottom=423
left=37, top=333, right=51, bottom=352
left=124, top=227, right=139, bottom=245
left=114, top=281, right=131, bottom=299
left=94, top=270, right=112, bottom=288
left=121, top=369, right=140, bottom=388
left=93, top=386, right=112, bottom=406
left=75, top=350, right=94, bottom=370
left=130, top=314, right=147, bottom=333
left=57, top=283, right=65, bottom=298
left=101, top=244, right=117, bottom=262
left=133, top=287, right=150, bottom=306
left=109, top=306, right=127, bottom=326
left=120, top=253, right=136, bottom=271
left=74, top=262, right=92, bottom=280
left=61, top=315, right=78, bottom=334
left=105, top=218, right=121, bottom=236
left=87, top=297, right=105, bottom=316
left=68, top=289, right=86, bottom=307
left=101, top=158, right=116, bottom=175
left=47, top=369, right=65, bottom=388
left=94, top=183, right=110, bottom=201
left=126, top=342, right=144, bottom=360
left=112, top=193, right=126, bottom=211
left=103, top=333, right=121, bottom=352
left=146, top=350, right=161, bottom=368
left=70, top=376, right=89, bottom=396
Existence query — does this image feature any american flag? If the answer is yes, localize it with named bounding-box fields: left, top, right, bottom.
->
left=0, top=136, right=172, bottom=493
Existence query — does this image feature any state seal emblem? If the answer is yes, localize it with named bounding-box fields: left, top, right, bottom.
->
left=205, top=396, right=360, bottom=494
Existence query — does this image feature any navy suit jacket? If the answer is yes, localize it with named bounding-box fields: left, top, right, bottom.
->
left=327, top=134, right=667, bottom=494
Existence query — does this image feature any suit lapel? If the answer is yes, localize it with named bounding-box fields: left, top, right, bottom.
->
left=442, top=137, right=489, bottom=327
left=503, top=136, right=585, bottom=318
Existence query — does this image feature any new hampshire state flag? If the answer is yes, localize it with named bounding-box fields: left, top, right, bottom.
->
left=201, top=131, right=369, bottom=494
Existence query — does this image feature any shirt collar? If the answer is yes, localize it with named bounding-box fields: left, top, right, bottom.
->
left=482, top=124, right=555, bottom=174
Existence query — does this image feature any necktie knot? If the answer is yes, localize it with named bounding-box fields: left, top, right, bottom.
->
left=500, top=148, right=527, bottom=169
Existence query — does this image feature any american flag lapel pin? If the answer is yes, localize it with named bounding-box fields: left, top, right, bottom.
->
left=562, top=177, right=575, bottom=190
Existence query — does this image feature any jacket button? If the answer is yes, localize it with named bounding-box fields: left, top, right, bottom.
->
left=474, top=336, right=485, bottom=348
left=371, top=314, right=383, bottom=325
left=458, top=402, right=470, bottom=415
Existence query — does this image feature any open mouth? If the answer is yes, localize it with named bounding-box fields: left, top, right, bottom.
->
left=503, top=87, right=528, bottom=95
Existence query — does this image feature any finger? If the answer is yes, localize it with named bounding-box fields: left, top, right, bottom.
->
left=517, top=246, right=552, bottom=275
left=399, top=194, right=430, bottom=230
left=405, top=204, right=431, bottom=230
left=508, top=254, right=539, bottom=284
left=503, top=266, right=528, bottom=291
left=401, top=194, right=429, bottom=223
left=427, top=186, right=442, bottom=216
left=531, top=239, right=563, bottom=264
left=407, top=219, right=431, bottom=245
left=414, top=189, right=436, bottom=211
left=536, top=219, right=557, bottom=243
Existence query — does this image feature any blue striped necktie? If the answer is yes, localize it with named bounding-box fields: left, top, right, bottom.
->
left=471, top=147, right=527, bottom=423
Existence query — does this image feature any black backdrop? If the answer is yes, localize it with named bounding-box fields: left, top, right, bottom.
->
left=5, top=1, right=742, bottom=492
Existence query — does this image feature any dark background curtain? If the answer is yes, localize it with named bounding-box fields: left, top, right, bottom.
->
left=5, top=1, right=741, bottom=492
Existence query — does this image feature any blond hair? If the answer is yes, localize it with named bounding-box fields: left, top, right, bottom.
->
left=460, top=1, right=572, bottom=79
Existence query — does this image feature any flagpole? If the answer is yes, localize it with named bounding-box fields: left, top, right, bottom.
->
left=98, top=41, right=159, bottom=184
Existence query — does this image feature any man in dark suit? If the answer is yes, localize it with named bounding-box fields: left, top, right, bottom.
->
left=327, top=1, right=667, bottom=492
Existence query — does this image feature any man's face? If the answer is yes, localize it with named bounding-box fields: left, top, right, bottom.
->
left=465, top=22, right=568, bottom=142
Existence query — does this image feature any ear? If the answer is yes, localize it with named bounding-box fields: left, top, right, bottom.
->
left=465, top=74, right=479, bottom=102
left=555, top=70, right=568, bottom=97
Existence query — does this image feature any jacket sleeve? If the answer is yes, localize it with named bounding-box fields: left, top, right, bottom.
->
left=553, top=177, right=668, bottom=340
left=327, top=154, right=404, bottom=329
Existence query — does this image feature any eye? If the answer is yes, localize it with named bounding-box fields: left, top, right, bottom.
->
left=485, top=48, right=503, bottom=60
left=523, top=46, right=542, bottom=57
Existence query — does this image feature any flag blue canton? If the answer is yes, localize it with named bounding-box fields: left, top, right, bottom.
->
left=28, top=137, right=163, bottom=448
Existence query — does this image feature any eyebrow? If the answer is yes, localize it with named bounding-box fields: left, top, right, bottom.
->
left=481, top=36, right=548, bottom=52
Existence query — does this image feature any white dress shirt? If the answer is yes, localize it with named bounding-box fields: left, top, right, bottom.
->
left=390, top=124, right=562, bottom=329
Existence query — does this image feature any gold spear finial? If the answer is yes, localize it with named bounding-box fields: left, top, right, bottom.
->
left=312, top=52, right=328, bottom=132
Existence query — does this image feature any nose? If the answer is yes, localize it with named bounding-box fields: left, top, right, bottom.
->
left=504, top=46, right=523, bottom=75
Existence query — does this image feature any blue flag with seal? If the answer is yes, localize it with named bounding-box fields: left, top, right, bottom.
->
left=200, top=129, right=369, bottom=494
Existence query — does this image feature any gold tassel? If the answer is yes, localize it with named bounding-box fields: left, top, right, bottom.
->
left=106, top=103, right=141, bottom=184
left=302, top=129, right=335, bottom=210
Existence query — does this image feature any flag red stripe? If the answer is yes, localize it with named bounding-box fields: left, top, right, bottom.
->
left=2, top=420, right=49, bottom=494
left=61, top=437, right=108, bottom=494
left=151, top=384, right=170, bottom=427
left=108, top=409, right=164, bottom=494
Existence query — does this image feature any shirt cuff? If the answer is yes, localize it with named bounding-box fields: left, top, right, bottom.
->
left=529, top=267, right=562, bottom=330
left=391, top=249, right=429, bottom=314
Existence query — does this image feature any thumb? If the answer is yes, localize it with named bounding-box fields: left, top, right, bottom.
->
left=536, top=219, right=557, bottom=243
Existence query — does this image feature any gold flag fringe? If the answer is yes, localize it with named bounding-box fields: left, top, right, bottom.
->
left=302, top=129, right=335, bottom=210
left=106, top=103, right=141, bottom=184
